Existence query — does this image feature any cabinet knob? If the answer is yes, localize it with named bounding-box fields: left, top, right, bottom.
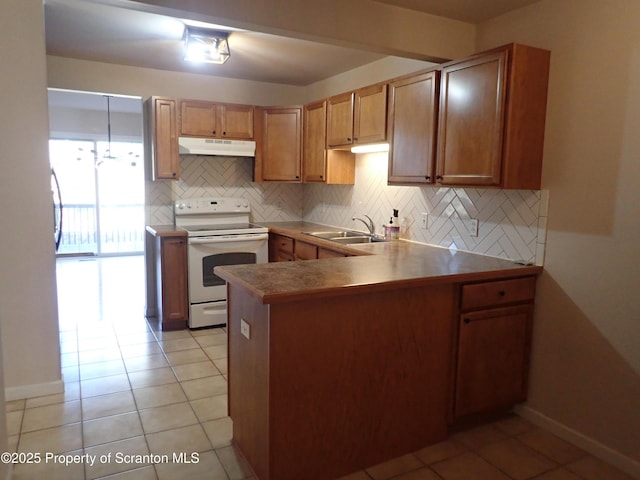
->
left=172, top=172, right=177, bottom=177
left=499, top=290, right=506, bottom=297
left=464, top=318, right=471, bottom=324
left=223, top=131, right=227, bottom=135
left=320, top=175, right=324, bottom=179
left=436, top=175, right=443, bottom=180
left=425, top=176, right=430, bottom=181
left=212, top=130, right=216, bottom=135
left=296, top=176, right=300, bottom=179
left=347, top=137, right=352, bottom=142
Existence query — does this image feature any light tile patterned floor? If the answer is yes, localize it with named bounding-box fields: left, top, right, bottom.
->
left=5, top=256, right=634, bottom=479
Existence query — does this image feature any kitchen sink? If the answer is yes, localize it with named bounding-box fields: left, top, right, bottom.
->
left=329, top=236, right=385, bottom=244
left=304, top=230, right=365, bottom=239
left=304, top=231, right=387, bottom=244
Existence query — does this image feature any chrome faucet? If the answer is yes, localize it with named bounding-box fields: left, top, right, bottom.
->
left=352, top=215, right=375, bottom=237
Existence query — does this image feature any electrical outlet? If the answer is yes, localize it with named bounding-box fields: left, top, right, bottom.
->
left=467, top=219, right=479, bottom=237
left=421, top=213, right=429, bottom=229
left=240, top=318, right=251, bottom=340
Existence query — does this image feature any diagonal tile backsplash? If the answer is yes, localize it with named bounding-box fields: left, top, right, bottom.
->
left=146, top=153, right=548, bottom=265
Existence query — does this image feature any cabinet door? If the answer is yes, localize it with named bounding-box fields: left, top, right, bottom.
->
left=455, top=304, right=532, bottom=417
left=294, top=240, right=318, bottom=261
left=258, top=107, right=302, bottom=182
left=303, top=101, right=327, bottom=183
left=387, top=71, right=439, bottom=184
left=150, top=97, right=180, bottom=180
left=158, top=236, right=188, bottom=327
left=436, top=51, right=507, bottom=186
left=220, top=104, right=254, bottom=139
left=180, top=100, right=218, bottom=137
left=326, top=92, right=354, bottom=148
left=317, top=247, right=346, bottom=259
left=354, top=83, right=387, bottom=145
left=269, top=233, right=295, bottom=262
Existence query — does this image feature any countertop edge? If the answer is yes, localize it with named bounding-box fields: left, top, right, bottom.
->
left=217, top=221, right=543, bottom=305
left=146, top=225, right=187, bottom=237
left=216, top=264, right=543, bottom=305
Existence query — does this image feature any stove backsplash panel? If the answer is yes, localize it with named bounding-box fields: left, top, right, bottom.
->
left=145, top=154, right=304, bottom=225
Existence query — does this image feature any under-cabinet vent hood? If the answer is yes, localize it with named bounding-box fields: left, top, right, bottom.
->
left=178, top=137, right=256, bottom=157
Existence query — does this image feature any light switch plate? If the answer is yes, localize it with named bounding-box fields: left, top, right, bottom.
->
left=240, top=318, right=251, bottom=339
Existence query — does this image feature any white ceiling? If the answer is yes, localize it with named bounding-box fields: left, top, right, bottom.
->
left=44, top=0, right=541, bottom=111
left=375, top=0, right=540, bottom=23
left=44, top=0, right=543, bottom=85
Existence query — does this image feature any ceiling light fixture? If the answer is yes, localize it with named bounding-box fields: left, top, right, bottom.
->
left=77, top=95, right=139, bottom=167
left=184, top=27, right=230, bottom=64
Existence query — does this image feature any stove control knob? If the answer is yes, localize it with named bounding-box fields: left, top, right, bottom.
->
left=176, top=203, right=184, bottom=210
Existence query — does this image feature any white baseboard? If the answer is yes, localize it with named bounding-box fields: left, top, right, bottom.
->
left=4, top=379, right=64, bottom=401
left=516, top=405, right=640, bottom=480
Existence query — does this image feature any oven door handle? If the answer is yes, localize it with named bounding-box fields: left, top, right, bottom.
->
left=188, top=233, right=269, bottom=244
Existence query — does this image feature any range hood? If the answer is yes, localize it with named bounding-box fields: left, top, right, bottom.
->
left=178, top=137, right=256, bottom=157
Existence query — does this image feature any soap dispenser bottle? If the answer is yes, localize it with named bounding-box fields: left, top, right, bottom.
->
left=384, top=209, right=400, bottom=240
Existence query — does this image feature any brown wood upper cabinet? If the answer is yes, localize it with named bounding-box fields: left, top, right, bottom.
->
left=180, top=100, right=254, bottom=140
left=303, top=100, right=355, bottom=184
left=145, top=96, right=180, bottom=180
left=326, top=83, right=387, bottom=148
left=436, top=44, right=550, bottom=189
left=254, top=106, right=302, bottom=182
left=387, top=71, right=439, bottom=185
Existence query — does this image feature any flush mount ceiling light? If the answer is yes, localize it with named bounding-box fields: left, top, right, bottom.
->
left=184, top=27, right=230, bottom=64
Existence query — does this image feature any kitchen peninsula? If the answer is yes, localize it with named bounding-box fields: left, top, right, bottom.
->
left=215, top=222, right=542, bottom=480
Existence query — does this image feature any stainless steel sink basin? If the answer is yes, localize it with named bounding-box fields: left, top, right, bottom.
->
left=304, top=231, right=364, bottom=239
left=329, top=236, right=379, bottom=244
left=304, top=231, right=388, bottom=244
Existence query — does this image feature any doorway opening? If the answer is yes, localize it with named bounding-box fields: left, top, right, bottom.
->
left=48, top=89, right=145, bottom=257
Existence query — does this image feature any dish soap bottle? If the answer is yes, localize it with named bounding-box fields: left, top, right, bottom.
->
left=384, top=209, right=400, bottom=240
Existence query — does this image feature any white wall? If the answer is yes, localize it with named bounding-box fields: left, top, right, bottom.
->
left=477, top=0, right=640, bottom=473
left=0, top=0, right=62, bottom=423
left=49, top=106, right=143, bottom=142
left=47, top=55, right=305, bottom=107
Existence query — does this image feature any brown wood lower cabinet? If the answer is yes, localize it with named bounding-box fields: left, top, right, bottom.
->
left=228, top=282, right=455, bottom=480
left=454, top=276, right=536, bottom=418
left=155, top=236, right=188, bottom=330
left=269, top=233, right=351, bottom=262
left=317, top=246, right=347, bottom=258
left=293, top=240, right=317, bottom=260
left=268, top=233, right=294, bottom=262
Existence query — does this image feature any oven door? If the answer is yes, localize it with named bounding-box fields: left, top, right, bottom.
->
left=187, top=233, right=268, bottom=303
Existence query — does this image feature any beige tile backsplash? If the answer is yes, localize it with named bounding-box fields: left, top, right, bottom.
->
left=146, top=153, right=548, bottom=265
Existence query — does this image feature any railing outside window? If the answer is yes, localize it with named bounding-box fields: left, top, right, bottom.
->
left=58, top=204, right=144, bottom=255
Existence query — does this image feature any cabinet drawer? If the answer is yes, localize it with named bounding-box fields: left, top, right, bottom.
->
left=272, top=234, right=294, bottom=254
left=461, top=276, right=536, bottom=310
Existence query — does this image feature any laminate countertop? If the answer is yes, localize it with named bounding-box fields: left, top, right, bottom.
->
left=215, top=221, right=542, bottom=304
left=145, top=225, right=187, bottom=237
